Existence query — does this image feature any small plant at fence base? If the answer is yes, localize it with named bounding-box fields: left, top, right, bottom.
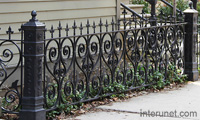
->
left=45, top=63, right=187, bottom=119
left=149, top=70, right=165, bottom=89
left=46, top=91, right=84, bottom=119
left=166, top=64, right=187, bottom=84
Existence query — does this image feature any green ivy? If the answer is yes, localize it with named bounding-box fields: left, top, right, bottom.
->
left=153, top=71, right=165, bottom=89
left=166, top=64, right=187, bottom=84
left=45, top=63, right=188, bottom=119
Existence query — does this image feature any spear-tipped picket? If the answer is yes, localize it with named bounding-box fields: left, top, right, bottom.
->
left=141, top=9, right=145, bottom=27
left=6, top=26, right=14, bottom=40
left=58, top=21, right=62, bottom=38
left=50, top=25, right=54, bottom=38
left=141, top=9, right=145, bottom=26
left=65, top=24, right=69, bottom=36
left=99, top=18, right=103, bottom=27
left=58, top=21, right=62, bottom=30
left=177, top=11, right=183, bottom=22
left=111, top=17, right=115, bottom=31
left=122, top=9, right=127, bottom=21
left=159, top=10, right=164, bottom=25
left=72, top=20, right=77, bottom=29
left=92, top=21, right=96, bottom=33
left=72, top=20, right=77, bottom=36
left=131, top=13, right=137, bottom=28
left=105, top=20, right=108, bottom=32
left=80, top=22, right=83, bottom=35
left=142, top=9, right=145, bottom=17
left=86, top=19, right=90, bottom=34
left=99, top=18, right=103, bottom=32
left=160, top=10, right=164, bottom=17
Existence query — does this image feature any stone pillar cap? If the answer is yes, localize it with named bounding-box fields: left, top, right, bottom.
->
left=184, top=8, right=198, bottom=13
left=183, top=1, right=198, bottom=13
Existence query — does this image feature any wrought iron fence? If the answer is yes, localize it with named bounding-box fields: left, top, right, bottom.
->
left=0, top=1, right=198, bottom=119
left=0, top=10, right=186, bottom=115
left=0, top=27, right=23, bottom=114
left=43, top=10, right=185, bottom=111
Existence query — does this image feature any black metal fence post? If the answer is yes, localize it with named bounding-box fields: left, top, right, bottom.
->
left=184, top=2, right=199, bottom=81
left=19, top=10, right=46, bottom=120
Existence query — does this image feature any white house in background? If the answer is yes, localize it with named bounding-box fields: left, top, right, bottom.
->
left=0, top=0, right=121, bottom=37
left=0, top=0, right=144, bottom=37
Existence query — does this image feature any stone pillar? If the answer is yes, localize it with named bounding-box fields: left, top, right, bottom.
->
left=184, top=1, right=199, bottom=81
left=19, top=10, right=46, bottom=120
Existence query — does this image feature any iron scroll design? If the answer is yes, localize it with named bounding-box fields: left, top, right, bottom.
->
left=0, top=5, right=187, bottom=115
left=43, top=12, right=185, bottom=111
left=0, top=27, right=23, bottom=114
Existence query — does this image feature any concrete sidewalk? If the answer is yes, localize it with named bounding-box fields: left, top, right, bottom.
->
left=72, top=81, right=200, bottom=120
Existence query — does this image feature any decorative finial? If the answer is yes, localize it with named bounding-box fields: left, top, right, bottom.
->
left=142, top=9, right=145, bottom=14
left=31, top=10, right=37, bottom=20
left=189, top=1, right=194, bottom=9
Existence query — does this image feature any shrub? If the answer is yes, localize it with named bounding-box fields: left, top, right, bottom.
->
left=157, top=0, right=189, bottom=16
